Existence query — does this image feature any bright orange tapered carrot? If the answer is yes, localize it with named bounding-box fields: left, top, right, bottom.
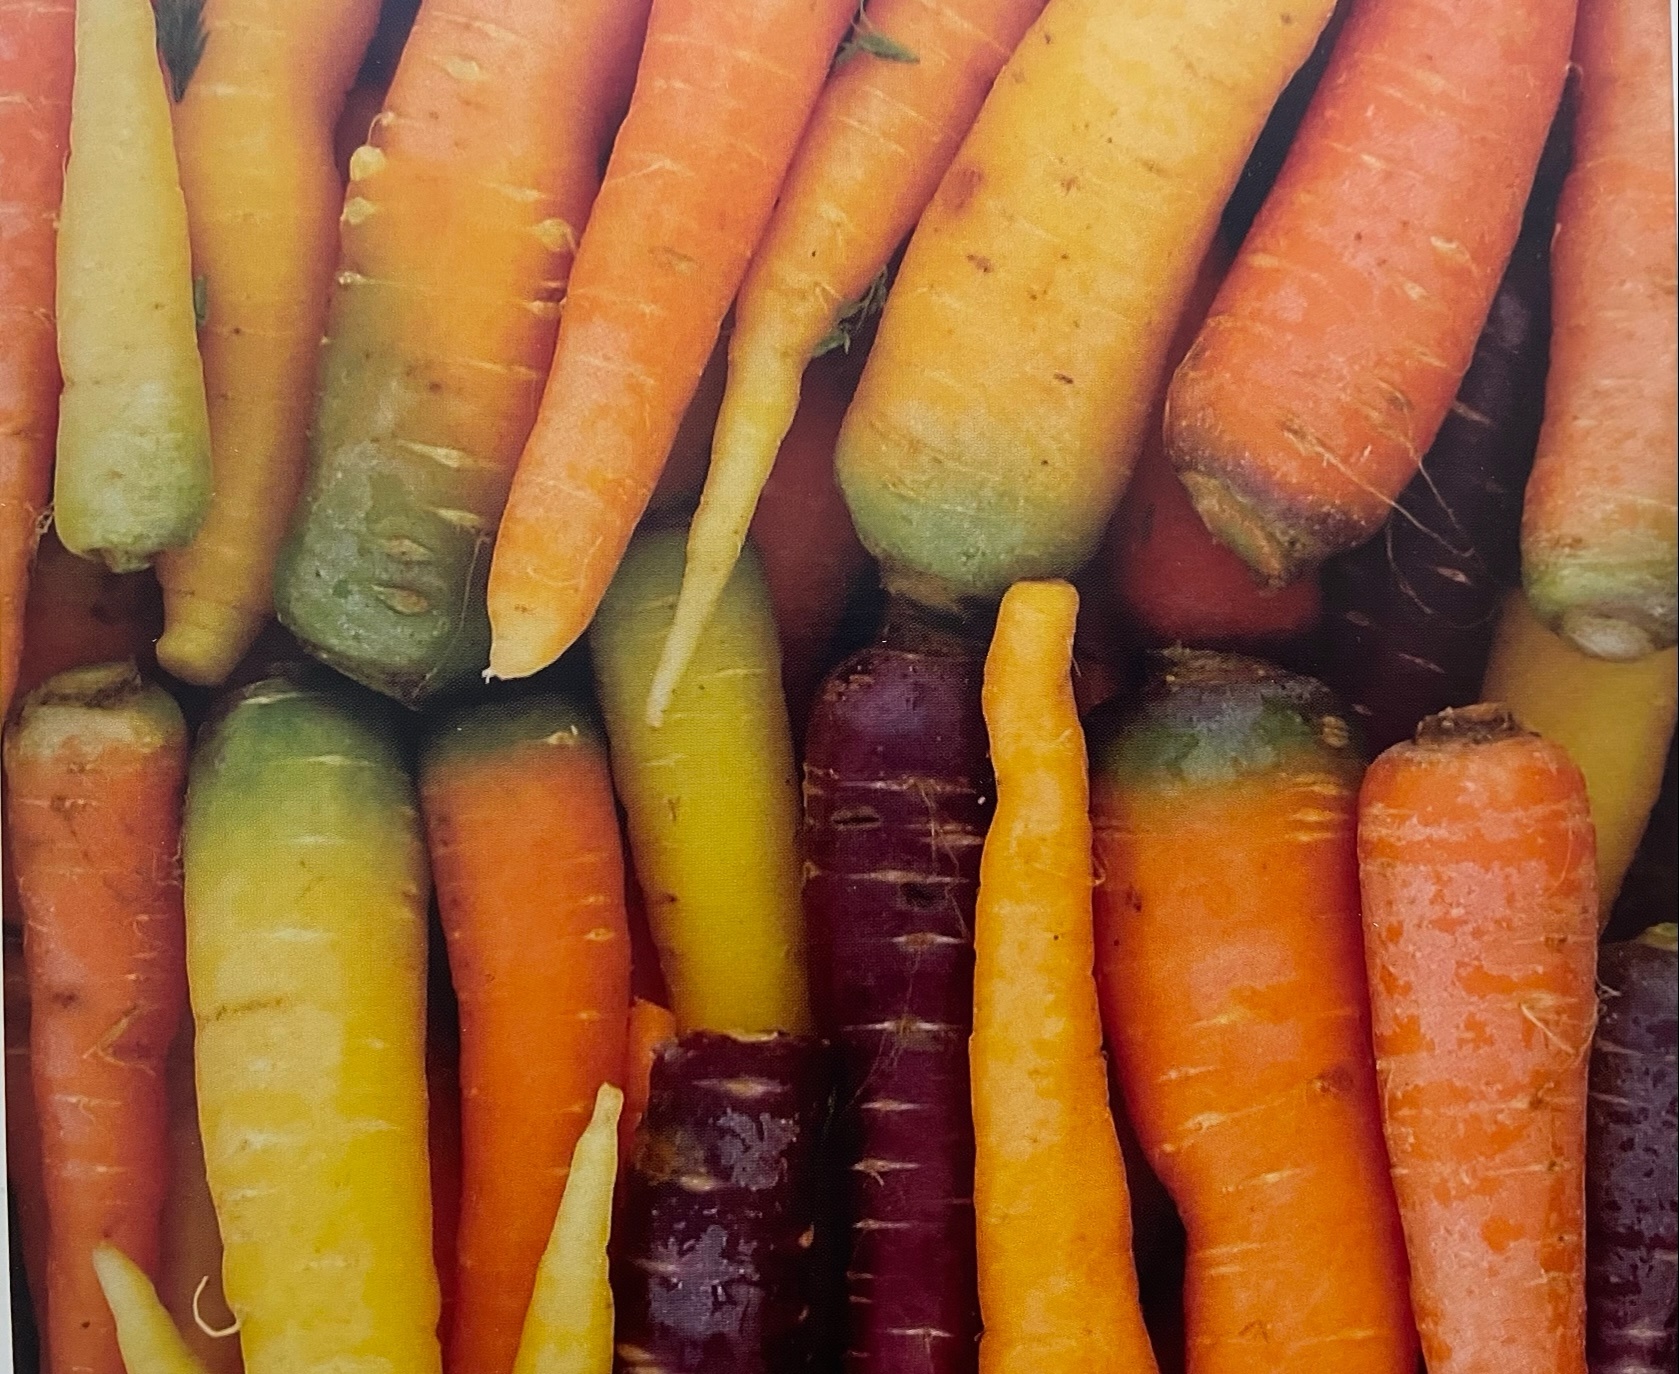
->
left=485, top=0, right=858, bottom=684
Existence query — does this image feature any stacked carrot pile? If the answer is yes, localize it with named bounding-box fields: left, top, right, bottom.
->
left=1, top=0, right=1674, bottom=1373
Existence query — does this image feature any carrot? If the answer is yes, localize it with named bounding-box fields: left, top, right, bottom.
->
left=3, top=662, right=191, bottom=1374
left=1166, top=0, right=1577, bottom=586
left=484, top=0, right=858, bottom=685
left=92, top=1244, right=212, bottom=1374
left=1585, top=924, right=1677, bottom=1374
left=156, top=1030, right=241, bottom=1374
left=803, top=614, right=993, bottom=1374
left=53, top=0, right=212, bottom=573
left=619, top=998, right=676, bottom=1167
left=509, top=1083, right=623, bottom=1374
left=832, top=0, right=1337, bottom=617
left=1358, top=704, right=1598, bottom=1374
left=182, top=670, right=440, bottom=1373
left=418, top=694, right=632, bottom=1374
left=1089, top=651, right=1416, bottom=1374
left=612, top=1031, right=831, bottom=1373
left=1605, top=739, right=1676, bottom=943
left=746, top=351, right=873, bottom=735
left=0, top=0, right=74, bottom=719
left=151, top=0, right=381, bottom=686
left=648, top=0, right=1048, bottom=713
left=1521, top=0, right=1676, bottom=659
left=972, top=580, right=1157, bottom=1374
left=1100, top=242, right=1322, bottom=650
left=272, top=0, right=652, bottom=707
left=1482, top=590, right=1678, bottom=918
left=3, top=907, right=48, bottom=1348
left=588, top=526, right=812, bottom=1035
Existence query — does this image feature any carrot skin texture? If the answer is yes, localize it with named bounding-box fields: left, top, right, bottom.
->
left=1167, top=0, right=1576, bottom=584
left=54, top=0, right=213, bottom=572
left=0, top=0, right=74, bottom=718
left=1586, top=925, right=1677, bottom=1374
left=652, top=0, right=1048, bottom=709
left=1090, top=653, right=1416, bottom=1374
left=1482, top=590, right=1678, bottom=918
left=1521, top=0, right=1676, bottom=659
left=589, top=527, right=812, bottom=1036
left=619, top=998, right=676, bottom=1167
left=834, top=0, right=1337, bottom=614
left=183, top=672, right=441, bottom=1374
left=973, top=580, right=1158, bottom=1374
left=1358, top=706, right=1598, bottom=1374
left=1318, top=226, right=1552, bottom=752
left=3, top=915, right=48, bottom=1343
left=803, top=628, right=993, bottom=1374
left=419, top=695, right=632, bottom=1374
left=3, top=662, right=191, bottom=1374
left=273, top=0, right=652, bottom=706
left=612, top=1031, right=831, bottom=1374
left=154, top=0, right=382, bottom=686
left=485, top=0, right=858, bottom=682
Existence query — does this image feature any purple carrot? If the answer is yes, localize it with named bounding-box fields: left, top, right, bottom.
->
left=1587, top=923, right=1678, bottom=1374
left=613, top=1031, right=830, bottom=1374
left=1313, top=97, right=1573, bottom=752
left=802, top=610, right=993, bottom=1374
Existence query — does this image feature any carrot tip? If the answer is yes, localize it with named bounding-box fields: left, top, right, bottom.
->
left=156, top=594, right=264, bottom=687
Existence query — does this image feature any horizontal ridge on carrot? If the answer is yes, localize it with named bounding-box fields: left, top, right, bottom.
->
left=647, top=0, right=1049, bottom=715
left=485, top=0, right=858, bottom=683
left=1520, top=0, right=1677, bottom=660
left=1166, top=0, right=1577, bottom=585
left=1358, top=703, right=1598, bottom=1374
left=1089, top=651, right=1417, bottom=1374
left=273, top=0, right=653, bottom=705
left=418, top=693, right=631, bottom=1374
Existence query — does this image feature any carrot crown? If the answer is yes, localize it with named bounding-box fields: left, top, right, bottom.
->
left=1088, top=650, right=1362, bottom=787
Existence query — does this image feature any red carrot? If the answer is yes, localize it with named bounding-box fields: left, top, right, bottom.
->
left=485, top=0, right=858, bottom=684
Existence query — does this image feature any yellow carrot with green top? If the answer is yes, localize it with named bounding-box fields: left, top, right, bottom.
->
left=182, top=670, right=441, bottom=1374
left=54, top=0, right=211, bottom=572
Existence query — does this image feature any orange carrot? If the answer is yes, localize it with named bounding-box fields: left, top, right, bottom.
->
left=650, top=0, right=1048, bottom=712
left=972, top=579, right=1158, bottom=1373
left=2, top=663, right=191, bottom=1374
left=1089, top=652, right=1418, bottom=1374
left=4, top=905, right=48, bottom=1345
left=419, top=694, right=632, bottom=1374
left=1166, top=0, right=1577, bottom=585
left=1358, top=704, right=1598, bottom=1374
left=485, top=0, right=859, bottom=684
left=273, top=0, right=653, bottom=705
left=0, top=0, right=75, bottom=719
left=747, top=351, right=873, bottom=734
left=619, top=997, right=676, bottom=1166
left=1101, top=243, right=1320, bottom=649
left=1520, top=0, right=1676, bottom=659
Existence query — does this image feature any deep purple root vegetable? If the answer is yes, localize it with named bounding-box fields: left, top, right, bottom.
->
left=802, top=614, right=993, bottom=1374
left=1314, top=98, right=1573, bottom=752
left=613, top=1031, right=831, bottom=1374
left=1587, top=924, right=1678, bottom=1374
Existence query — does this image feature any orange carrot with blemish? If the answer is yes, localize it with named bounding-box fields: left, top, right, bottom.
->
left=1520, top=0, right=1676, bottom=660
left=485, top=0, right=859, bottom=685
left=0, top=0, right=75, bottom=719
left=419, top=694, right=632, bottom=1374
left=1166, top=0, right=1577, bottom=585
left=1358, top=704, right=1598, bottom=1374
left=3, top=662, right=191, bottom=1374
left=973, top=579, right=1158, bottom=1374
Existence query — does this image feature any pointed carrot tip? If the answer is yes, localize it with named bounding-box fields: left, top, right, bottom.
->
left=486, top=609, right=570, bottom=683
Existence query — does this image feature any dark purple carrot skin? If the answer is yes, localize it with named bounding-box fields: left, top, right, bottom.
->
left=613, top=1031, right=831, bottom=1374
left=1587, top=925, right=1678, bottom=1374
left=1605, top=739, right=1677, bottom=945
left=1312, top=95, right=1575, bottom=752
left=802, top=614, right=993, bottom=1374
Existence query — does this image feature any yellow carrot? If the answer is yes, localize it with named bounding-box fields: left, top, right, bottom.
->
left=54, top=0, right=211, bottom=572
left=93, top=1244, right=213, bottom=1374
left=509, top=1084, right=622, bottom=1374
left=1482, top=589, right=1678, bottom=919
left=154, top=0, right=382, bottom=685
